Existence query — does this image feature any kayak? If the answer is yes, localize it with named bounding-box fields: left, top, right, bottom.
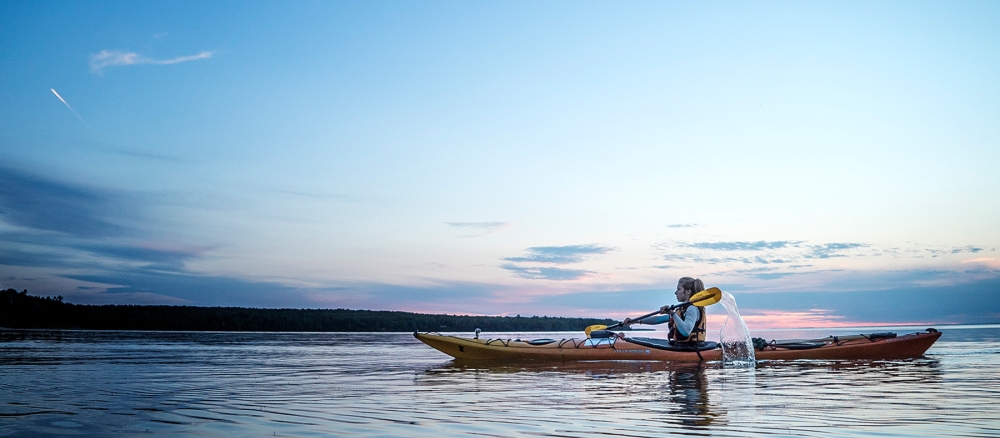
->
left=413, top=329, right=941, bottom=362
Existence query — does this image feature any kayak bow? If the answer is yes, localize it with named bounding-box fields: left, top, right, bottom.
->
left=414, top=329, right=941, bottom=362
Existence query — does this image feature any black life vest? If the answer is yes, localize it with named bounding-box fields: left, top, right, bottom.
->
left=668, top=305, right=707, bottom=343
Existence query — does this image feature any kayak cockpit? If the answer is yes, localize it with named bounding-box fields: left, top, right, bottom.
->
left=625, top=337, right=720, bottom=352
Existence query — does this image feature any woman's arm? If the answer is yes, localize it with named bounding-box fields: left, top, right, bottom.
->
left=637, top=314, right=671, bottom=325
left=672, top=308, right=699, bottom=337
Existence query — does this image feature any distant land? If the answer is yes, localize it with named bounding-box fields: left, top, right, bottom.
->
left=0, top=289, right=616, bottom=333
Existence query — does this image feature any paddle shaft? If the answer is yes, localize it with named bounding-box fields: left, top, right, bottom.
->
left=585, top=287, right=722, bottom=336
left=605, top=302, right=694, bottom=330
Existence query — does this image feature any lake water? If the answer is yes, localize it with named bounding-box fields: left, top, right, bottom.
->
left=2, top=325, right=999, bottom=437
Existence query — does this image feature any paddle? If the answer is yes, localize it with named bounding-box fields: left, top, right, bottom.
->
left=585, top=287, right=723, bottom=338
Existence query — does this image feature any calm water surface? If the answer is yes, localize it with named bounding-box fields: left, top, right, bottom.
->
left=2, top=325, right=1000, bottom=437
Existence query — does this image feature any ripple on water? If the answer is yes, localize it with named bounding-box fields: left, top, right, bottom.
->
left=1, top=329, right=1000, bottom=437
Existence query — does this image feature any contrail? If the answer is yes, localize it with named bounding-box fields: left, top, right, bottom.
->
left=50, top=88, right=91, bottom=129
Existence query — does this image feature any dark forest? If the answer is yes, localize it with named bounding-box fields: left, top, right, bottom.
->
left=0, top=289, right=616, bottom=333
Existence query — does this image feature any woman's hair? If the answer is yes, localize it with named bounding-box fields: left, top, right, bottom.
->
left=678, top=277, right=705, bottom=293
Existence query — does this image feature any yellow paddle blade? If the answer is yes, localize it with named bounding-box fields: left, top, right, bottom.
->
left=689, top=287, right=723, bottom=307
left=584, top=324, right=607, bottom=338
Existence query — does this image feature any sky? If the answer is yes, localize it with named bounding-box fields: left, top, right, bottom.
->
left=2, top=1, right=999, bottom=329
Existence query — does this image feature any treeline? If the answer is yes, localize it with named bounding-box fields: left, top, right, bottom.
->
left=0, top=289, right=616, bottom=332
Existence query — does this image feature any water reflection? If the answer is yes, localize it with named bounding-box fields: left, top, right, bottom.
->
left=1, top=329, right=997, bottom=437
left=426, top=360, right=719, bottom=428
left=436, top=358, right=702, bottom=375
left=664, top=364, right=715, bottom=427
left=755, top=357, right=945, bottom=386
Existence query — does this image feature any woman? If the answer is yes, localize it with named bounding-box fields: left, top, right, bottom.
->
left=623, top=277, right=707, bottom=344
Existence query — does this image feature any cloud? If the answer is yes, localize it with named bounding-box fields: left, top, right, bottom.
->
left=73, top=242, right=208, bottom=271
left=952, top=246, right=985, bottom=254
left=683, top=240, right=804, bottom=251
left=445, top=221, right=511, bottom=237
left=0, top=164, right=134, bottom=238
left=89, top=50, right=212, bottom=75
left=0, top=164, right=210, bottom=278
left=658, top=240, right=877, bottom=267
left=2, top=228, right=204, bottom=274
left=503, top=244, right=613, bottom=264
left=666, top=223, right=698, bottom=228
left=805, top=242, right=867, bottom=259
left=499, top=244, right=611, bottom=281
left=662, top=254, right=745, bottom=264
left=0, top=245, right=76, bottom=269
left=729, top=267, right=807, bottom=280
left=500, top=264, right=594, bottom=281
left=661, top=254, right=792, bottom=265
left=60, top=270, right=314, bottom=307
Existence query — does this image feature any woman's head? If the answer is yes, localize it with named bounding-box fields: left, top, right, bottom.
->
left=675, top=277, right=705, bottom=302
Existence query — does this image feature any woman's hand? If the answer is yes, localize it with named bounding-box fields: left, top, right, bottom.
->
left=660, top=304, right=673, bottom=314
left=622, top=317, right=633, bottom=326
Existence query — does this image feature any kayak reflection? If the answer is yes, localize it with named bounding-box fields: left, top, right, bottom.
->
left=425, top=360, right=718, bottom=428
left=438, top=358, right=704, bottom=375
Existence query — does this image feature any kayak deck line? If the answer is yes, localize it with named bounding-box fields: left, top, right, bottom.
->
left=413, top=329, right=942, bottom=362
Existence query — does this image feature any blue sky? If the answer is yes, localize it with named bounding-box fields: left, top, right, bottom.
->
left=2, top=1, right=999, bottom=328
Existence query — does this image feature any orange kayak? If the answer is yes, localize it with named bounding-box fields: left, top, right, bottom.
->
left=414, top=329, right=941, bottom=362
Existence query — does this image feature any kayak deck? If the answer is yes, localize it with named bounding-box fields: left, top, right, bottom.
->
left=414, top=329, right=941, bottom=362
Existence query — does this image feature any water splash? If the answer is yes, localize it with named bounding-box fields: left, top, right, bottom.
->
left=719, top=291, right=755, bottom=367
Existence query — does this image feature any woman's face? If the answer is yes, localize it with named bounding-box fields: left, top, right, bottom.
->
left=675, top=284, right=691, bottom=302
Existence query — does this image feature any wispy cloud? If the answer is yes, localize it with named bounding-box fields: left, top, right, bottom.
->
left=805, top=242, right=867, bottom=259
left=658, top=240, right=873, bottom=267
left=503, top=244, right=613, bottom=264
left=500, top=264, right=594, bottom=281
left=952, top=246, right=984, bottom=254
left=89, top=50, right=212, bottom=75
left=729, top=267, right=840, bottom=280
left=662, top=254, right=793, bottom=265
left=445, top=221, right=511, bottom=237
left=683, top=240, right=804, bottom=251
left=666, top=223, right=698, bottom=228
left=499, top=244, right=612, bottom=281
left=0, top=164, right=132, bottom=238
left=662, top=254, right=744, bottom=265
left=0, top=164, right=210, bottom=274
left=74, top=242, right=209, bottom=271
